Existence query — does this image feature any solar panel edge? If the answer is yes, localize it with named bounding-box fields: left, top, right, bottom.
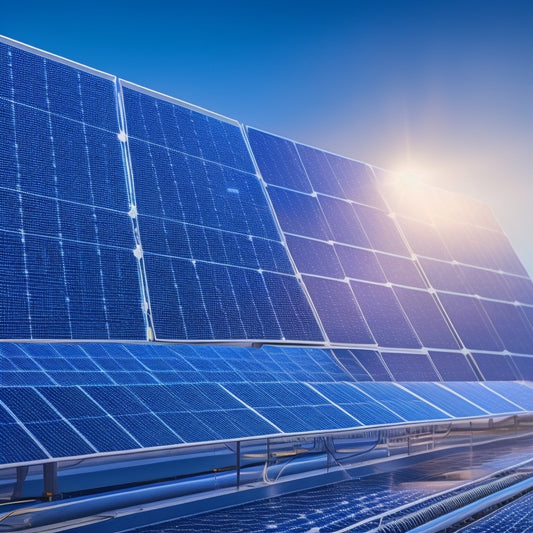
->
left=0, top=34, right=116, bottom=82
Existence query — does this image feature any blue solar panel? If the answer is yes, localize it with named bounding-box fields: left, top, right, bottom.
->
left=484, top=382, right=533, bottom=411
left=392, top=287, right=460, bottom=349
left=0, top=423, right=48, bottom=463
left=349, top=282, right=421, bottom=349
left=353, top=383, right=450, bottom=422
left=0, top=40, right=146, bottom=341
left=312, top=383, right=404, bottom=425
left=437, top=293, right=503, bottom=352
left=401, top=383, right=488, bottom=418
left=481, top=300, right=533, bottom=354
left=346, top=349, right=393, bottom=381
left=122, top=83, right=322, bottom=343
left=443, top=382, right=524, bottom=414
left=302, top=276, right=375, bottom=344
left=375, top=253, right=427, bottom=288
left=332, top=349, right=373, bottom=381
left=511, top=355, right=533, bottom=380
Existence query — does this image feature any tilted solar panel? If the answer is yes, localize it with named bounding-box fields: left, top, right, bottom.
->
left=120, top=82, right=323, bottom=343
left=0, top=38, right=146, bottom=341
left=247, top=128, right=462, bottom=353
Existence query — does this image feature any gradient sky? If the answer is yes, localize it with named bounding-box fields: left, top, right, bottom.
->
left=2, top=0, right=532, bottom=275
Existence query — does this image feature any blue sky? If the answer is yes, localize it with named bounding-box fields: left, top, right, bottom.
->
left=2, top=0, right=532, bottom=275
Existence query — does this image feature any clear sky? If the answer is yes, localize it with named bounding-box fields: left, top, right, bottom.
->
left=2, top=0, right=532, bottom=275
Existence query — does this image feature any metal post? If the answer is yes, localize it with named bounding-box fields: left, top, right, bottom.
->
left=13, top=465, right=29, bottom=500
left=43, top=462, right=59, bottom=501
left=236, top=441, right=241, bottom=489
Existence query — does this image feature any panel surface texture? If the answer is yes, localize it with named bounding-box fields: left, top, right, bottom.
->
left=0, top=39, right=146, bottom=341
left=121, top=83, right=322, bottom=342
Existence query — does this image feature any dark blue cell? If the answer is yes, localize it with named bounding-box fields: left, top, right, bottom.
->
left=247, top=128, right=312, bottom=193
left=459, top=265, right=512, bottom=301
left=319, top=195, right=371, bottom=248
left=83, top=385, right=151, bottom=416
left=38, top=386, right=108, bottom=419
left=335, top=245, right=386, bottom=283
left=325, top=154, right=386, bottom=210
left=350, top=281, right=421, bottom=349
left=0, top=98, right=18, bottom=190
left=10, top=45, right=47, bottom=110
left=332, top=349, right=373, bottom=381
left=268, top=187, right=331, bottom=240
left=286, top=235, right=344, bottom=278
left=114, top=413, right=182, bottom=447
left=70, top=416, right=141, bottom=452
left=393, top=287, right=460, bottom=349
left=0, top=424, right=47, bottom=463
left=0, top=232, right=31, bottom=339
left=504, top=275, right=533, bottom=305
left=480, top=300, right=533, bottom=355
left=376, top=253, right=427, bottom=288
left=381, top=352, right=440, bottom=381
left=438, top=293, right=503, bottom=352
left=512, top=355, right=533, bottom=380
left=296, top=143, right=344, bottom=197
left=303, top=276, right=375, bottom=345
left=418, top=258, right=470, bottom=294
left=472, top=353, right=519, bottom=381
left=428, top=351, right=479, bottom=381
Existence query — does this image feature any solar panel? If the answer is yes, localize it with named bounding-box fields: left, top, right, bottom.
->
left=442, top=382, right=524, bottom=414
left=400, top=382, right=488, bottom=418
left=352, top=383, right=450, bottom=422
left=0, top=38, right=146, bottom=341
left=376, top=173, right=533, bottom=359
left=428, top=351, right=479, bottom=381
left=247, top=129, right=467, bottom=352
left=120, top=82, right=322, bottom=343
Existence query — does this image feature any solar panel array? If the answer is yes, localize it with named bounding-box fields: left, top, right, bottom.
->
left=2, top=36, right=533, bottom=468
left=2, top=342, right=533, bottom=464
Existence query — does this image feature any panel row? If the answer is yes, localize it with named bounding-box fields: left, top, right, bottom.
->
left=2, top=379, right=529, bottom=464
left=2, top=36, right=533, bottom=356
left=3, top=344, right=533, bottom=388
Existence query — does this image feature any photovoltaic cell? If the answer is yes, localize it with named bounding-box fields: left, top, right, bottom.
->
left=122, top=83, right=322, bottom=343
left=380, top=352, right=440, bottom=382
left=471, top=353, right=520, bottom=381
left=428, top=351, right=479, bottom=381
